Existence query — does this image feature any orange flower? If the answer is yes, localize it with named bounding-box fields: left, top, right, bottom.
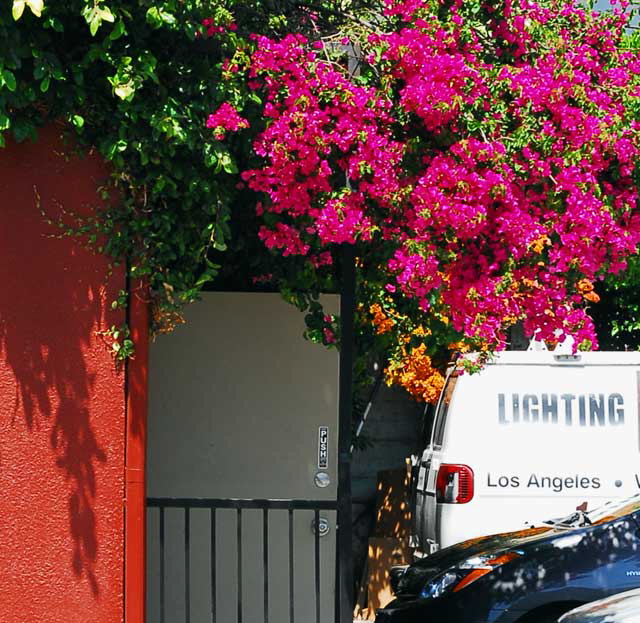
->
left=412, top=325, right=431, bottom=337
left=502, top=314, right=519, bottom=325
left=370, top=303, right=395, bottom=334
left=521, top=277, right=540, bottom=289
left=576, top=278, right=594, bottom=294
left=448, top=340, right=471, bottom=353
left=577, top=279, right=599, bottom=302
left=529, top=235, right=550, bottom=254
left=151, top=303, right=186, bottom=335
left=385, top=343, right=445, bottom=403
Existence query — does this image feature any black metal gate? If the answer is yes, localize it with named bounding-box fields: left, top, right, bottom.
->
left=146, top=246, right=357, bottom=623
left=147, top=497, right=342, bottom=623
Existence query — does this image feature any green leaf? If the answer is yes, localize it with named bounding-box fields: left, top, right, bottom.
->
left=146, top=7, right=176, bottom=29
left=25, top=0, right=43, bottom=17
left=33, top=63, right=45, bottom=80
left=40, top=76, right=50, bottom=92
left=2, top=70, right=17, bottom=92
left=98, top=6, right=115, bottom=23
left=220, top=152, right=238, bottom=174
left=47, top=16, right=63, bottom=31
left=72, top=114, right=84, bottom=128
left=84, top=3, right=114, bottom=35
left=114, top=80, right=135, bottom=100
left=109, top=19, right=126, bottom=40
left=0, top=114, right=10, bottom=131
left=12, top=0, right=25, bottom=20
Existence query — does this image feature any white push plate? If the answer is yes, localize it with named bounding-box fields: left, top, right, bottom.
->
left=318, top=426, right=329, bottom=469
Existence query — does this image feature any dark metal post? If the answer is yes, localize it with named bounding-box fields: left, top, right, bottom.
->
left=338, top=242, right=355, bottom=623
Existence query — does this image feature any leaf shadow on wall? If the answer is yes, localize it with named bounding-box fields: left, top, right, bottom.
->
left=0, top=146, right=118, bottom=597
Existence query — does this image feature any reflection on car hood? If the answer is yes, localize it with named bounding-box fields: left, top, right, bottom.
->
left=559, top=588, right=640, bottom=623
left=398, top=525, right=561, bottom=594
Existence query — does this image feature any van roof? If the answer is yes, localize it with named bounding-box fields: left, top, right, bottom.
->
left=464, top=351, right=640, bottom=367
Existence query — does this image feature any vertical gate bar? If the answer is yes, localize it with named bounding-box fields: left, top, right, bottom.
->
left=185, top=507, right=191, bottom=623
left=211, top=508, right=217, bottom=623
left=160, top=507, right=165, bottom=623
left=314, top=509, right=321, bottom=623
left=237, top=508, right=243, bottom=623
left=288, top=508, right=295, bottom=623
left=334, top=525, right=340, bottom=623
left=263, top=508, right=269, bottom=623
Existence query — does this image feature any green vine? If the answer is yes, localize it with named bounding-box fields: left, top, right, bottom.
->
left=0, top=0, right=370, bottom=337
left=99, top=324, right=135, bottom=361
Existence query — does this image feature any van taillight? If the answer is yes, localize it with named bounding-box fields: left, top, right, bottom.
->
left=436, top=464, right=474, bottom=504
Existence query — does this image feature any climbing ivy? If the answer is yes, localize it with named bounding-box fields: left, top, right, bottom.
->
left=0, top=0, right=369, bottom=330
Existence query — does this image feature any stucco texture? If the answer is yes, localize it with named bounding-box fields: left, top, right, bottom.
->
left=0, top=126, right=126, bottom=622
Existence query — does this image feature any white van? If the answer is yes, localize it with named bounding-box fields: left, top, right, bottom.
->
left=413, top=349, right=640, bottom=555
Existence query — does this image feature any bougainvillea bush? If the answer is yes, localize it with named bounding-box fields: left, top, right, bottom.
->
left=210, top=0, right=640, bottom=397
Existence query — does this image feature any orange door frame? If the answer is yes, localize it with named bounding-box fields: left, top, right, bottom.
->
left=124, top=281, right=150, bottom=623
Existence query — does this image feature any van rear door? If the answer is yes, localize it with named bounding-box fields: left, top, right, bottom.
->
left=413, top=367, right=459, bottom=553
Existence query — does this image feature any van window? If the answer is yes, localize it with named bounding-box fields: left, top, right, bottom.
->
left=432, top=369, right=459, bottom=447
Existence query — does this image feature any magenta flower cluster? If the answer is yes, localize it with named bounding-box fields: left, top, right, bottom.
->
left=219, top=0, right=640, bottom=350
left=202, top=17, right=237, bottom=37
left=206, top=102, right=248, bottom=140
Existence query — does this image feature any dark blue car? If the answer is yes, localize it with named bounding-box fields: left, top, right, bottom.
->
left=376, top=496, right=640, bottom=623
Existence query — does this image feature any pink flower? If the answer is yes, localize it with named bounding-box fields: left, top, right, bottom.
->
left=206, top=102, right=249, bottom=139
left=214, top=0, right=640, bottom=351
left=323, top=328, right=337, bottom=344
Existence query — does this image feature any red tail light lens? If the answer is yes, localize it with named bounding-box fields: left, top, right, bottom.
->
left=436, top=464, right=474, bottom=504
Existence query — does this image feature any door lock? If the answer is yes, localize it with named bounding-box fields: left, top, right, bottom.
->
left=311, top=516, right=331, bottom=537
left=314, top=471, right=331, bottom=488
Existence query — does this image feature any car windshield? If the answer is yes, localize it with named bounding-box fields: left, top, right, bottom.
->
left=545, top=494, right=640, bottom=528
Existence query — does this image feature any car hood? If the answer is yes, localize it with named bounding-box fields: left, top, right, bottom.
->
left=559, top=588, right=640, bottom=623
left=398, top=524, right=570, bottom=595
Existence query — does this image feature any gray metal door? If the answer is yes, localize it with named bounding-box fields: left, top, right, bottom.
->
left=146, top=292, right=340, bottom=623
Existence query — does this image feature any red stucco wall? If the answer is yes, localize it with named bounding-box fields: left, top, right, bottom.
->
left=0, top=126, right=126, bottom=622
